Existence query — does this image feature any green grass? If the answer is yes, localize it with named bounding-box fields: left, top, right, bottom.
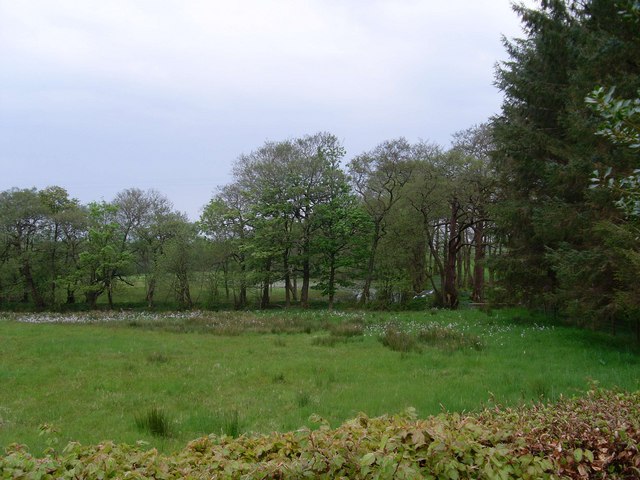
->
left=0, top=308, right=638, bottom=454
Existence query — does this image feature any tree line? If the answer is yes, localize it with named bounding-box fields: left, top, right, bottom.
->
left=0, top=126, right=496, bottom=311
left=1, top=0, right=638, bottom=336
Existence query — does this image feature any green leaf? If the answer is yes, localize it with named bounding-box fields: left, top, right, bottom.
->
left=360, top=452, right=376, bottom=466
left=584, top=449, right=594, bottom=463
left=573, top=448, right=583, bottom=462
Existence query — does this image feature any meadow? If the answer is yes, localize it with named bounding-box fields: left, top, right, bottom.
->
left=0, top=308, right=638, bottom=455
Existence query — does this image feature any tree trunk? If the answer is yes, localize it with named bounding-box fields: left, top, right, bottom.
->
left=410, top=241, right=426, bottom=294
left=292, top=276, right=298, bottom=302
left=301, top=235, right=311, bottom=308
left=107, top=283, right=114, bottom=310
left=182, top=276, right=192, bottom=308
left=328, top=255, right=336, bottom=310
left=22, top=260, right=45, bottom=309
left=443, top=201, right=460, bottom=309
left=146, top=276, right=156, bottom=308
left=66, top=287, right=75, bottom=305
left=260, top=259, right=271, bottom=309
left=86, top=291, right=98, bottom=309
left=464, top=241, right=472, bottom=289
left=301, top=258, right=310, bottom=308
left=457, top=248, right=464, bottom=289
left=50, top=224, right=59, bottom=304
left=472, top=220, right=485, bottom=303
left=283, top=251, right=291, bottom=307
left=223, top=262, right=230, bottom=301
left=238, top=260, right=247, bottom=308
left=361, top=224, right=381, bottom=304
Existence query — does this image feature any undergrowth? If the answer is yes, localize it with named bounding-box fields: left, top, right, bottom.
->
left=2, top=389, right=638, bottom=479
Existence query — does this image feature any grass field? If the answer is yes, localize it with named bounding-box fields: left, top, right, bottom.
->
left=1, top=308, right=638, bottom=455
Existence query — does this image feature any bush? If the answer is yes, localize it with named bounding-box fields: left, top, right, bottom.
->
left=3, top=389, right=639, bottom=479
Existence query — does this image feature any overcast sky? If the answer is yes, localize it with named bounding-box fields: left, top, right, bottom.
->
left=0, top=0, right=528, bottom=219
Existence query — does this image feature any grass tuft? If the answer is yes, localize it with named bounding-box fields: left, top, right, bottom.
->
left=327, top=321, right=364, bottom=337
left=379, top=328, right=420, bottom=353
left=417, top=326, right=484, bottom=352
left=134, top=407, right=172, bottom=438
left=221, top=410, right=241, bottom=438
left=296, top=391, right=311, bottom=408
left=147, top=352, right=170, bottom=364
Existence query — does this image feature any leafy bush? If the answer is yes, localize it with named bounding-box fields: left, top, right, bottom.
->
left=2, top=389, right=639, bottom=479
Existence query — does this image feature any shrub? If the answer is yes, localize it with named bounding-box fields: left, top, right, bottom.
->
left=4, top=389, right=638, bottom=479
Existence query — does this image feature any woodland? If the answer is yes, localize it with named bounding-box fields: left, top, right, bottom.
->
left=2, top=2, right=640, bottom=478
left=1, top=0, right=639, bottom=338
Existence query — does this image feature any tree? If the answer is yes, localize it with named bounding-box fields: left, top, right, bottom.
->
left=220, top=132, right=350, bottom=309
left=75, top=202, right=133, bottom=309
left=233, top=139, right=298, bottom=308
left=0, top=188, right=48, bottom=308
left=54, top=202, right=87, bottom=305
left=200, top=183, right=253, bottom=308
left=348, top=138, right=414, bottom=304
left=38, top=186, right=85, bottom=306
left=113, top=188, right=176, bottom=307
left=291, top=132, right=348, bottom=307
left=158, top=214, right=196, bottom=309
left=312, top=181, right=372, bottom=309
left=451, top=124, right=496, bottom=303
left=492, top=0, right=640, bottom=328
left=587, top=87, right=640, bottom=217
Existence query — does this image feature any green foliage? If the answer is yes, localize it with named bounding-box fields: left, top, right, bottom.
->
left=2, top=389, right=639, bottom=479
left=587, top=83, right=640, bottom=218
left=74, top=202, right=134, bottom=308
left=492, top=0, right=640, bottom=329
left=586, top=86, right=640, bottom=149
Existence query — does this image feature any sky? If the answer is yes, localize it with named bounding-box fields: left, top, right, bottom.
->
left=0, top=0, right=528, bottom=220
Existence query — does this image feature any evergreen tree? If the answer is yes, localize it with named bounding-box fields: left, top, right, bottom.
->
left=492, top=0, right=640, bottom=330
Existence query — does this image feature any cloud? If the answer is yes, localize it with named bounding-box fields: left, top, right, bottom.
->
left=0, top=0, right=529, bottom=218
left=1, top=0, right=523, bottom=108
